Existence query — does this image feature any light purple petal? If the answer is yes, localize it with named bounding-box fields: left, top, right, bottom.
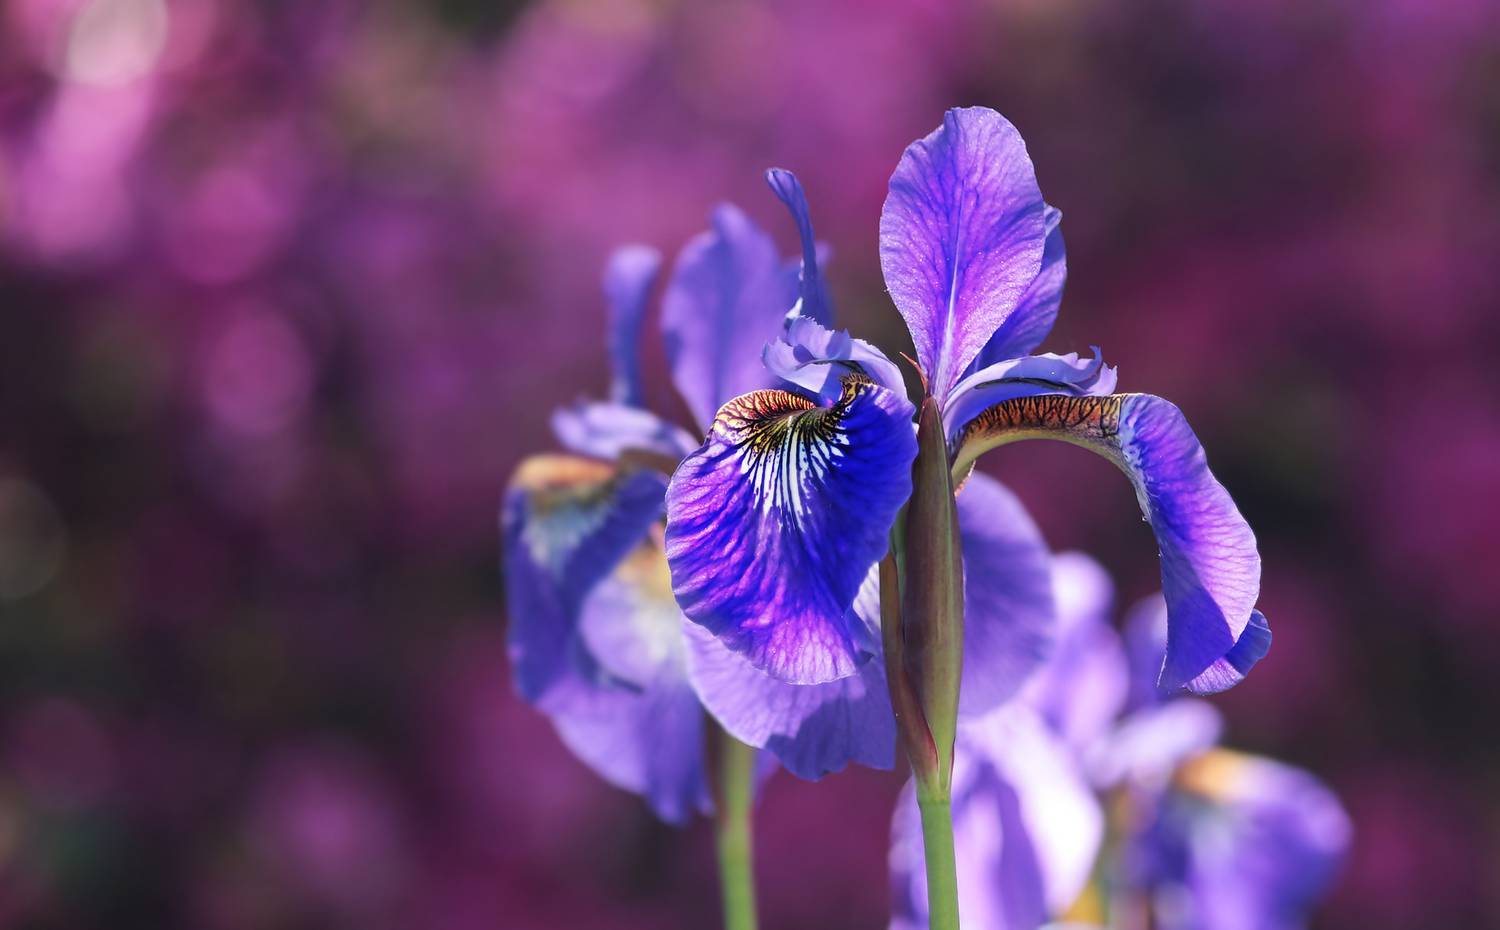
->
left=664, top=378, right=917, bottom=683
left=879, top=107, right=1049, bottom=402
left=766, top=168, right=833, bottom=326
left=501, top=456, right=666, bottom=702
left=683, top=614, right=896, bottom=781
left=551, top=400, right=699, bottom=464
left=1086, top=699, right=1224, bottom=789
left=1175, top=753, right=1351, bottom=930
left=1021, top=551, right=1129, bottom=751
left=953, top=472, right=1056, bottom=717
left=970, top=205, right=1067, bottom=371
left=763, top=314, right=907, bottom=403
left=661, top=204, right=798, bottom=432
left=603, top=245, right=663, bottom=408
left=890, top=708, right=1104, bottom=930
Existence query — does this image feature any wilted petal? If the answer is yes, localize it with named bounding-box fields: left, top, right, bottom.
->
left=665, top=377, right=917, bottom=684
left=970, top=205, right=1067, bottom=371
left=953, top=393, right=1262, bottom=694
left=880, top=107, right=1049, bottom=401
left=603, top=245, right=663, bottom=407
left=953, top=472, right=1055, bottom=717
left=763, top=314, right=907, bottom=404
left=551, top=400, right=699, bottom=465
left=661, top=204, right=799, bottom=432
left=766, top=168, right=833, bottom=325
left=890, top=708, right=1104, bottom=930
left=1022, top=551, right=1129, bottom=750
left=501, top=455, right=666, bottom=702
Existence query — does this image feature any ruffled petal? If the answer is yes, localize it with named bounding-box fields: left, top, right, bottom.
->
left=665, top=377, right=917, bottom=684
left=501, top=455, right=666, bottom=702
left=683, top=614, right=896, bottom=781
left=537, top=534, right=711, bottom=825
left=1021, top=551, right=1129, bottom=750
left=603, top=245, right=663, bottom=407
left=953, top=472, right=1056, bottom=717
left=890, top=708, right=1104, bottom=930
left=551, top=400, right=699, bottom=465
left=763, top=314, right=907, bottom=404
left=953, top=393, right=1263, bottom=694
left=766, top=168, right=833, bottom=325
left=879, top=107, right=1049, bottom=402
left=970, top=205, right=1067, bottom=371
left=661, top=204, right=799, bottom=433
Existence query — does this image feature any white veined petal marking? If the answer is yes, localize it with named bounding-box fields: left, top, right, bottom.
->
left=713, top=380, right=865, bottom=521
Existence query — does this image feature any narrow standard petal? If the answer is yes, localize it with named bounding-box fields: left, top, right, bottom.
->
left=952, top=392, right=1263, bottom=694
left=603, top=245, right=663, bottom=407
left=501, top=455, right=666, bottom=702
left=766, top=168, right=833, bottom=325
left=880, top=107, right=1049, bottom=402
left=542, top=534, right=711, bottom=825
left=665, top=376, right=917, bottom=684
left=551, top=400, right=700, bottom=465
left=890, top=708, right=1104, bottom=930
left=661, top=204, right=799, bottom=433
left=969, top=205, right=1067, bottom=372
left=763, top=314, right=908, bottom=408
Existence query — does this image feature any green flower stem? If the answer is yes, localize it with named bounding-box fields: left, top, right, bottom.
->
left=714, top=731, right=759, bottom=930
left=916, top=782, right=961, bottom=930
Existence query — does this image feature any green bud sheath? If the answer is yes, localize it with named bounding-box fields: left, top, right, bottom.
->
left=899, top=396, right=964, bottom=794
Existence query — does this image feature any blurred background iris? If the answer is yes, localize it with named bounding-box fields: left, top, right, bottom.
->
left=1, top=0, right=1497, bottom=927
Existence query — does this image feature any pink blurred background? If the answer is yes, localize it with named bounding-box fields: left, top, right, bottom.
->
left=1, top=0, right=1498, bottom=926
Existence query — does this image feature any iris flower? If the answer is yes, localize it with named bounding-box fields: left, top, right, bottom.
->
left=665, top=107, right=1270, bottom=926
left=890, top=556, right=1347, bottom=930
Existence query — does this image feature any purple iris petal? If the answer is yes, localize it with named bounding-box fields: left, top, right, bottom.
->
left=953, top=472, right=1056, bottom=717
left=1087, top=699, right=1224, bottom=789
left=683, top=615, right=896, bottom=781
left=502, top=455, right=667, bottom=702
left=879, top=107, right=1049, bottom=402
left=763, top=314, right=908, bottom=403
left=664, top=377, right=917, bottom=684
left=603, top=245, right=663, bottom=408
left=890, top=708, right=1104, bottom=930
left=1021, top=551, right=1129, bottom=751
left=551, top=400, right=699, bottom=464
left=1116, top=395, right=1263, bottom=692
left=765, top=168, right=833, bottom=325
left=539, top=539, right=711, bottom=826
left=661, top=204, right=799, bottom=432
left=969, top=205, right=1067, bottom=372
left=943, top=349, right=1117, bottom=449
left=1172, top=753, right=1351, bottom=930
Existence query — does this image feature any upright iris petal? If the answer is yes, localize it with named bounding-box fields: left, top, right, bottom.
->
left=665, top=376, right=917, bottom=684
left=879, top=107, right=1049, bottom=402
left=661, top=204, right=799, bottom=432
left=502, top=455, right=668, bottom=702
left=603, top=245, right=663, bottom=408
left=969, top=205, right=1067, bottom=371
left=765, top=168, right=833, bottom=325
left=952, top=392, right=1264, bottom=694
